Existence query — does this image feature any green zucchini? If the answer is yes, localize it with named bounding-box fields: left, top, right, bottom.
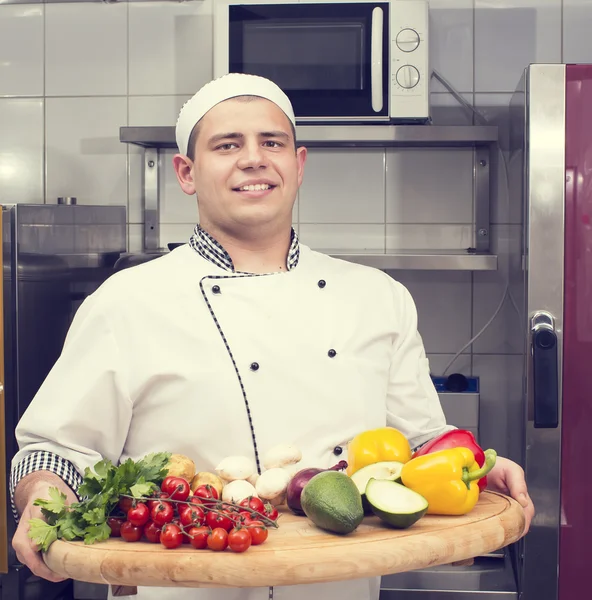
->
left=350, top=461, right=404, bottom=514
left=365, top=478, right=428, bottom=529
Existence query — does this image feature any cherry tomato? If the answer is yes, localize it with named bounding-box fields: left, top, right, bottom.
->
left=151, top=501, right=174, bottom=527
left=160, top=523, right=183, bottom=549
left=206, top=511, right=233, bottom=532
left=180, top=506, right=205, bottom=528
left=207, top=528, right=228, bottom=551
left=228, top=528, right=252, bottom=553
left=188, top=526, right=210, bottom=550
left=239, top=496, right=265, bottom=517
left=148, top=492, right=170, bottom=511
left=248, top=524, right=268, bottom=546
left=193, top=484, right=219, bottom=504
left=120, top=521, right=143, bottom=543
left=107, top=516, right=124, bottom=537
left=187, top=496, right=203, bottom=507
left=237, top=510, right=253, bottom=524
left=118, top=496, right=133, bottom=514
left=168, top=478, right=191, bottom=502
left=144, top=521, right=162, bottom=544
left=161, top=476, right=179, bottom=496
left=264, top=504, right=279, bottom=521
left=127, top=502, right=150, bottom=527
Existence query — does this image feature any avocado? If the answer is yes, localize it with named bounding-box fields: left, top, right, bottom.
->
left=350, top=461, right=404, bottom=514
left=300, top=470, right=364, bottom=534
left=365, top=478, right=428, bottom=529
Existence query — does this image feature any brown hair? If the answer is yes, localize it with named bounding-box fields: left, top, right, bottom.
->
left=185, top=95, right=297, bottom=160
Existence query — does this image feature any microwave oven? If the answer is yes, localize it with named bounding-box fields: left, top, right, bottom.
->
left=213, top=0, right=430, bottom=124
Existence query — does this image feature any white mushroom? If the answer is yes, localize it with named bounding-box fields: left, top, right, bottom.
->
left=262, top=444, right=302, bottom=470
left=255, top=468, right=292, bottom=502
left=221, top=480, right=258, bottom=504
left=215, top=456, right=255, bottom=482
left=247, top=473, right=260, bottom=487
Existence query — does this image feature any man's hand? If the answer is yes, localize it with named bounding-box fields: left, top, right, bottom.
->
left=12, top=474, right=77, bottom=582
left=487, top=456, right=535, bottom=534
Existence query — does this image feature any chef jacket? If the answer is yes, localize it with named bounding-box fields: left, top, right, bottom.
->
left=11, top=226, right=453, bottom=600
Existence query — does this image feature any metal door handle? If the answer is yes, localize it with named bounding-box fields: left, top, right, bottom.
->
left=531, top=311, right=559, bottom=428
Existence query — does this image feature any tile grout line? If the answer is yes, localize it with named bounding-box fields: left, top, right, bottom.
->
left=471, top=0, right=476, bottom=375
left=383, top=148, right=387, bottom=252
left=126, top=0, right=131, bottom=250
left=43, top=1, right=47, bottom=204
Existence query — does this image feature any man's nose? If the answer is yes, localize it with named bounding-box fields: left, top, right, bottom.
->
left=237, top=141, right=267, bottom=170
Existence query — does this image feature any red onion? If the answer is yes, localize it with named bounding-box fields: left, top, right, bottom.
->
left=286, top=460, right=348, bottom=515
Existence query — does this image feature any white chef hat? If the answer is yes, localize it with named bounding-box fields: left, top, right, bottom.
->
left=175, top=73, right=296, bottom=156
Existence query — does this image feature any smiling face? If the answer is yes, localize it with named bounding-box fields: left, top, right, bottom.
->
left=173, top=96, right=307, bottom=241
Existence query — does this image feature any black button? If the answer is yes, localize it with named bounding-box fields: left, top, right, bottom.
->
left=328, top=349, right=337, bottom=358
left=318, top=279, right=326, bottom=289
left=250, top=362, right=260, bottom=371
left=212, top=285, right=221, bottom=294
left=333, top=446, right=343, bottom=456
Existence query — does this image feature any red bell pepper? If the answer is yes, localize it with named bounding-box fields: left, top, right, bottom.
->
left=413, top=430, right=488, bottom=492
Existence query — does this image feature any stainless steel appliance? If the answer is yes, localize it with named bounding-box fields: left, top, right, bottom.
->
left=380, top=63, right=592, bottom=600
left=0, top=203, right=126, bottom=600
left=214, top=0, right=429, bottom=123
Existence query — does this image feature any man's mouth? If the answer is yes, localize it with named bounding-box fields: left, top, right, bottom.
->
left=234, top=184, right=276, bottom=192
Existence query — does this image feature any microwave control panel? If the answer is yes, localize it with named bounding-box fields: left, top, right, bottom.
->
left=389, top=0, right=429, bottom=120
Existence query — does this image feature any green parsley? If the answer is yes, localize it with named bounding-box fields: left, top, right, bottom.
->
left=28, top=452, right=171, bottom=552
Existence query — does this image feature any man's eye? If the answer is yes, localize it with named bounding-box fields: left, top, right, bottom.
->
left=217, top=143, right=237, bottom=151
left=264, top=141, right=282, bottom=148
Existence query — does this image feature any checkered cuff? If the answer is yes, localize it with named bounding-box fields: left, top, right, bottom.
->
left=10, top=451, right=83, bottom=522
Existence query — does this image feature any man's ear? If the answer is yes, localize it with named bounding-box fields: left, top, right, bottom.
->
left=173, top=154, right=196, bottom=196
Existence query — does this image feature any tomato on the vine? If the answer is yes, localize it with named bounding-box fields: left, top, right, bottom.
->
left=160, top=523, right=183, bottom=549
left=148, top=492, right=169, bottom=511
left=151, top=501, right=174, bottom=527
left=120, top=521, right=143, bottom=543
left=239, top=496, right=265, bottom=517
left=228, top=527, right=252, bottom=553
left=144, top=521, right=162, bottom=544
left=207, top=528, right=228, bottom=551
left=118, top=496, right=133, bottom=514
left=248, top=524, right=268, bottom=546
left=127, top=502, right=150, bottom=527
left=206, top=511, right=233, bottom=532
left=179, top=505, right=205, bottom=527
left=168, top=478, right=191, bottom=502
left=107, top=516, right=124, bottom=537
left=193, top=484, right=219, bottom=504
left=264, top=504, right=279, bottom=521
left=161, top=476, right=179, bottom=496
left=188, top=526, right=210, bottom=549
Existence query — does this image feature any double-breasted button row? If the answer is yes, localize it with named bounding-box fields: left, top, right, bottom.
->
left=212, top=279, right=327, bottom=294
left=249, top=350, right=336, bottom=372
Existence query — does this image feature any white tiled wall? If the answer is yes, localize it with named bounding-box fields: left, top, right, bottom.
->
left=0, top=0, right=590, bottom=458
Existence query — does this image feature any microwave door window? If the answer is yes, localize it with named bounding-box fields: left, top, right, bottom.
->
left=229, top=4, right=389, bottom=120
left=241, top=23, right=363, bottom=92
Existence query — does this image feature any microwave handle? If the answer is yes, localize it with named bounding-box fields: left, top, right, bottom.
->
left=371, top=7, right=384, bottom=113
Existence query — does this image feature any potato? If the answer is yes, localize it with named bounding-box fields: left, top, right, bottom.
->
left=166, top=454, right=196, bottom=482
left=190, top=472, right=224, bottom=497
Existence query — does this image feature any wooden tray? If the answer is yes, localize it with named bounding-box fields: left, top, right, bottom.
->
left=44, top=491, right=525, bottom=589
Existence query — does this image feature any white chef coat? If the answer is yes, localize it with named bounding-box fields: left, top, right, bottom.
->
left=13, top=242, right=452, bottom=600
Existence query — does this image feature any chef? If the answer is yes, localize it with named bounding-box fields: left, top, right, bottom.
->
left=10, top=73, right=534, bottom=600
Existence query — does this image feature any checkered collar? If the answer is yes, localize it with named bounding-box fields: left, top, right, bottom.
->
left=188, top=224, right=300, bottom=273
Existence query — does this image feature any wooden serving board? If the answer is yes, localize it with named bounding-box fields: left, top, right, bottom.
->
left=44, top=491, right=525, bottom=589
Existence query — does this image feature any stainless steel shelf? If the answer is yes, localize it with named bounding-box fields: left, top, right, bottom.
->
left=326, top=250, right=498, bottom=271
left=119, top=124, right=498, bottom=149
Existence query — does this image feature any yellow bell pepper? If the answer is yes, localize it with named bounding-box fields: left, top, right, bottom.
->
left=346, top=427, right=412, bottom=476
left=400, top=447, right=497, bottom=515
